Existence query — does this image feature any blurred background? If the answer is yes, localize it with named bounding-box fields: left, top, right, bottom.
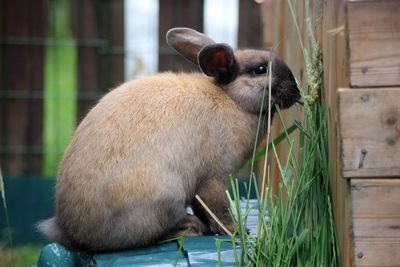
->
left=0, top=0, right=267, bottom=249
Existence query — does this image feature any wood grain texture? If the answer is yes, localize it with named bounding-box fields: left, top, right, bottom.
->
left=354, top=239, right=400, bottom=267
left=352, top=179, right=400, bottom=216
left=264, top=1, right=400, bottom=266
left=322, top=1, right=353, bottom=266
left=238, top=0, right=263, bottom=49
left=339, top=88, right=400, bottom=177
left=348, top=0, right=400, bottom=87
left=351, top=179, right=400, bottom=267
left=0, top=0, right=47, bottom=175
left=158, top=0, right=204, bottom=72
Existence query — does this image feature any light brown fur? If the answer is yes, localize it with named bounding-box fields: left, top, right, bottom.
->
left=38, top=28, right=299, bottom=252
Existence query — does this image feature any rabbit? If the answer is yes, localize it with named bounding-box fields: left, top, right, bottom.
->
left=38, top=27, right=300, bottom=252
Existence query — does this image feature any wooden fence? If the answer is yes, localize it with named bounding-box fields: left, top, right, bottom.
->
left=0, top=0, right=263, bottom=176
left=262, top=0, right=400, bottom=266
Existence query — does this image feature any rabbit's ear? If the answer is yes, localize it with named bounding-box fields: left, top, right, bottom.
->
left=198, top=44, right=239, bottom=84
left=166, top=27, right=215, bottom=65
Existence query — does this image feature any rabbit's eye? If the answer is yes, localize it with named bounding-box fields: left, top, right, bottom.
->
left=251, top=64, right=268, bottom=75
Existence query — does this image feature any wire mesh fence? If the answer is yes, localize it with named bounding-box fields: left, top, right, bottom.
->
left=0, top=0, right=262, bottom=177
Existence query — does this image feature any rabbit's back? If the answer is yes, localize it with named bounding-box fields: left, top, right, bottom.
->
left=55, top=73, right=258, bottom=227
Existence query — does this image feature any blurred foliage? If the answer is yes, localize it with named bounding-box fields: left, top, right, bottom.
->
left=43, top=0, right=77, bottom=176
left=0, top=245, right=41, bottom=267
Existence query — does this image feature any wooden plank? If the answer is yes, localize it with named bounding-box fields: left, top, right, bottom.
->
left=71, top=0, right=100, bottom=120
left=110, top=0, right=124, bottom=86
left=70, top=0, right=124, bottom=120
left=348, top=0, right=400, bottom=87
left=238, top=0, right=263, bottom=49
left=351, top=179, right=400, bottom=267
left=351, top=179, right=400, bottom=217
left=158, top=0, right=203, bottom=72
left=321, top=0, right=353, bottom=265
left=261, top=0, right=275, bottom=49
left=0, top=0, right=47, bottom=175
left=353, top=218, right=400, bottom=238
left=339, top=88, right=400, bottom=177
left=95, top=0, right=124, bottom=92
left=351, top=179, right=400, bottom=246
left=354, top=239, right=400, bottom=267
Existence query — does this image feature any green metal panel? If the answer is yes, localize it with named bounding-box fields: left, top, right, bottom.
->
left=36, top=243, right=93, bottom=267
left=94, top=242, right=190, bottom=267
left=35, top=237, right=241, bottom=267
left=179, top=236, right=237, bottom=266
left=0, top=176, right=55, bottom=245
left=0, top=175, right=254, bottom=246
left=34, top=200, right=261, bottom=266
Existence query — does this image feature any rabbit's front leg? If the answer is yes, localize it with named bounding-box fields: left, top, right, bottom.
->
left=193, top=177, right=236, bottom=235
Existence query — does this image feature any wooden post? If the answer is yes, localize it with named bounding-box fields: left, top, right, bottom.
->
left=0, top=0, right=47, bottom=175
left=238, top=0, right=263, bottom=49
left=70, top=0, right=124, bottom=120
left=70, top=0, right=99, bottom=119
left=339, top=1, right=400, bottom=266
left=347, top=0, right=400, bottom=87
left=158, top=0, right=204, bottom=72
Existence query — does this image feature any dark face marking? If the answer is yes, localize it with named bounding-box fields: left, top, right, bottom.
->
left=271, top=55, right=300, bottom=109
left=219, top=50, right=300, bottom=114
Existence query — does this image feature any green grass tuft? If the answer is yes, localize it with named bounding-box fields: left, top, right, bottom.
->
left=221, top=0, right=339, bottom=265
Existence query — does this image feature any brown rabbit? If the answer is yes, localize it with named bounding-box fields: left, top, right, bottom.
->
left=38, top=27, right=300, bottom=252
